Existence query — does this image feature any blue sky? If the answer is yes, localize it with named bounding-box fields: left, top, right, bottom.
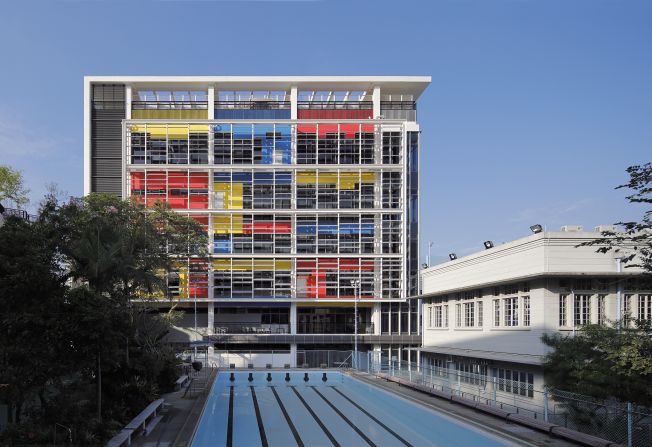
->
left=0, top=0, right=650, bottom=264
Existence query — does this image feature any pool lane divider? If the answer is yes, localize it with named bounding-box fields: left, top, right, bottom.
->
left=227, top=386, right=234, bottom=447
left=310, top=386, right=377, bottom=447
left=270, top=386, right=305, bottom=447
left=330, top=386, right=414, bottom=447
left=250, top=387, right=269, bottom=447
left=289, top=386, right=340, bottom=447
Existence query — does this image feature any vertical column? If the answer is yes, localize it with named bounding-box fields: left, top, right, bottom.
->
left=208, top=85, right=215, bottom=120
left=372, top=86, right=381, bottom=118
left=207, top=301, right=214, bottom=335
left=290, top=86, right=298, bottom=120
left=290, top=302, right=297, bottom=334
left=290, top=343, right=297, bottom=367
left=125, top=84, right=132, bottom=120
left=372, top=302, right=381, bottom=335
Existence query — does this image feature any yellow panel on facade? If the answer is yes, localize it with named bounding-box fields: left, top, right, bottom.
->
left=296, top=171, right=316, bottom=185
left=228, top=183, right=244, bottom=209
left=212, top=259, right=232, bottom=271
left=275, top=260, right=292, bottom=270
left=361, top=172, right=376, bottom=183
left=212, top=215, right=231, bottom=234
left=232, top=259, right=252, bottom=271
left=339, top=173, right=359, bottom=189
left=179, top=266, right=189, bottom=299
left=231, top=214, right=244, bottom=233
left=131, top=109, right=208, bottom=120
left=254, top=259, right=275, bottom=271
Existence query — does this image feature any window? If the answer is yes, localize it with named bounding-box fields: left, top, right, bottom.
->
left=639, top=295, right=652, bottom=321
left=443, top=305, right=449, bottom=328
left=503, top=284, right=518, bottom=295
left=427, top=306, right=433, bottom=328
left=493, top=299, right=500, bottom=326
left=623, top=294, right=632, bottom=317
left=521, top=282, right=530, bottom=293
left=434, top=305, right=444, bottom=328
left=464, top=302, right=475, bottom=327
left=504, top=297, right=518, bottom=327
left=559, top=294, right=568, bottom=327
left=477, top=301, right=483, bottom=327
left=457, top=362, right=486, bottom=386
left=597, top=278, right=609, bottom=291
left=523, top=296, right=530, bottom=327
left=574, top=294, right=591, bottom=326
left=597, top=295, right=606, bottom=325
left=495, top=368, right=534, bottom=398
left=456, top=304, right=461, bottom=327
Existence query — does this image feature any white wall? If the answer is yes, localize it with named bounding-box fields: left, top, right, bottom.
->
left=421, top=231, right=637, bottom=295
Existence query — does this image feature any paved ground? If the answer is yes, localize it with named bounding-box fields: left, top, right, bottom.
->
left=131, top=367, right=216, bottom=447
left=349, top=371, right=581, bottom=447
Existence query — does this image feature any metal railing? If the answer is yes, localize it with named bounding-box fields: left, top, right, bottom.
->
left=358, top=354, right=652, bottom=447
left=297, top=101, right=373, bottom=110
left=380, top=101, right=417, bottom=110
left=1, top=208, right=36, bottom=222
left=214, top=322, right=290, bottom=334
left=132, top=101, right=208, bottom=110
left=215, top=101, right=291, bottom=110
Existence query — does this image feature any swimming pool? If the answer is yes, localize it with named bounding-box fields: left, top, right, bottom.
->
left=192, top=371, right=522, bottom=447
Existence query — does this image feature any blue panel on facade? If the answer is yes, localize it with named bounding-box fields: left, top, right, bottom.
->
left=213, top=240, right=232, bottom=254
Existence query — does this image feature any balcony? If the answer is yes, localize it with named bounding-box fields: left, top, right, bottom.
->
left=214, top=322, right=290, bottom=335
left=297, top=322, right=375, bottom=335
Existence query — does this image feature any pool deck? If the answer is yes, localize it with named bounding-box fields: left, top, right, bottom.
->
left=131, top=366, right=217, bottom=447
left=132, top=368, right=581, bottom=447
left=349, top=371, right=580, bottom=447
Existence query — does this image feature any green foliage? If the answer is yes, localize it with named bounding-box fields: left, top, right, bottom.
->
left=542, top=320, right=652, bottom=406
left=0, top=165, right=29, bottom=208
left=582, top=162, right=652, bottom=273
left=0, top=193, right=208, bottom=444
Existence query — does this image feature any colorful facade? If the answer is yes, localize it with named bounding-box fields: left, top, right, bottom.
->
left=85, top=77, right=430, bottom=364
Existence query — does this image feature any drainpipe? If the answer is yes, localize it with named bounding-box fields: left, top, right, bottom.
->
left=616, top=257, right=622, bottom=331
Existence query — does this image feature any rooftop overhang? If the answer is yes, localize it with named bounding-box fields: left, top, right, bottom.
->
left=411, top=346, right=544, bottom=366
left=84, top=76, right=432, bottom=100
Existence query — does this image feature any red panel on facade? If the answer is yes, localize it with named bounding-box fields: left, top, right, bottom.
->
left=130, top=172, right=145, bottom=189
left=243, top=223, right=292, bottom=234
left=298, top=109, right=373, bottom=120
left=188, top=195, right=208, bottom=209
left=189, top=172, right=209, bottom=189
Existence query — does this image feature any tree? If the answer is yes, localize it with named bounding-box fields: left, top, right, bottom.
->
left=0, top=192, right=208, bottom=443
left=542, top=321, right=652, bottom=406
left=583, top=162, right=651, bottom=273
left=543, top=163, right=652, bottom=406
left=0, top=165, right=29, bottom=208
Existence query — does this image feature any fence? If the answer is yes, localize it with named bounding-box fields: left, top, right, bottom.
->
left=357, top=352, right=652, bottom=447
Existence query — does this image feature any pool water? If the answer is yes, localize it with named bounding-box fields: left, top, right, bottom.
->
left=192, top=371, right=521, bottom=447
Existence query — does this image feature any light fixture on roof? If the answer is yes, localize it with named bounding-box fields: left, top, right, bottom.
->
left=530, top=224, right=543, bottom=234
left=483, top=241, right=494, bottom=250
left=421, top=263, right=429, bottom=269
left=449, top=253, right=457, bottom=261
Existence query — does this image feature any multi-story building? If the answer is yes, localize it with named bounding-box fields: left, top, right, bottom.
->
left=84, top=76, right=430, bottom=365
left=417, top=226, right=649, bottom=402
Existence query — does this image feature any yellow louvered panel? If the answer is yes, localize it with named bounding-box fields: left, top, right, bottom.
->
left=275, top=260, right=292, bottom=270
left=131, top=109, right=208, bottom=120
left=212, top=215, right=231, bottom=234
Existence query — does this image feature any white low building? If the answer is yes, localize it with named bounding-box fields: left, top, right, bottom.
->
left=418, top=226, right=650, bottom=402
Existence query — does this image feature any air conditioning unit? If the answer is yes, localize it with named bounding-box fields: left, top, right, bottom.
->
left=560, top=225, right=583, bottom=232
left=594, top=225, right=617, bottom=233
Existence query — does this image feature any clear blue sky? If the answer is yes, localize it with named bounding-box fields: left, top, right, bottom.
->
left=1, top=0, right=650, bottom=264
